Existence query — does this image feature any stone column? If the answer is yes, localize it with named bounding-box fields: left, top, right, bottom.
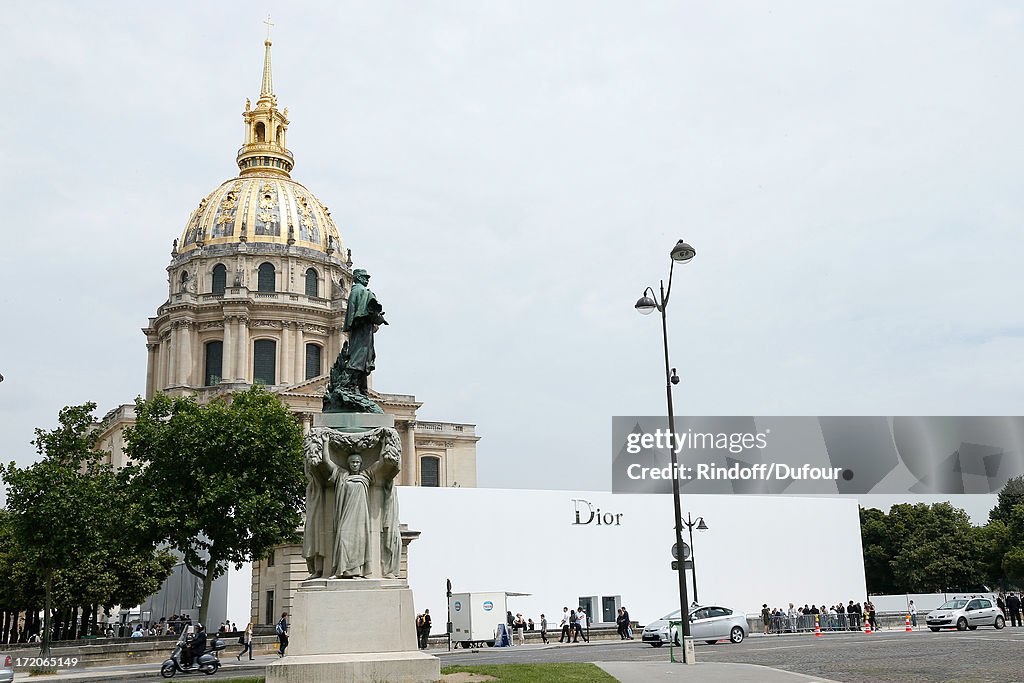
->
left=145, top=343, right=158, bottom=398
left=157, top=334, right=170, bottom=391
left=167, top=323, right=178, bottom=388
left=404, top=421, right=418, bottom=486
left=236, top=316, right=250, bottom=382
left=293, top=323, right=305, bottom=383
left=222, top=315, right=235, bottom=382
left=178, top=320, right=193, bottom=386
left=281, top=321, right=294, bottom=385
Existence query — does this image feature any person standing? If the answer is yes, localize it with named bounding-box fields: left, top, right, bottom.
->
left=1007, top=592, right=1022, bottom=627
left=540, top=614, right=548, bottom=644
left=761, top=604, right=771, bottom=634
left=865, top=600, right=877, bottom=631
left=577, top=608, right=590, bottom=643
left=908, top=600, right=918, bottom=629
left=569, top=609, right=579, bottom=643
left=418, top=609, right=432, bottom=649
left=276, top=612, right=289, bottom=657
left=514, top=613, right=526, bottom=646
left=236, top=622, right=253, bottom=661
left=559, top=607, right=570, bottom=643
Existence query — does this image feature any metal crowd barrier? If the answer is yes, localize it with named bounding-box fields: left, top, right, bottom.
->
left=755, top=610, right=912, bottom=634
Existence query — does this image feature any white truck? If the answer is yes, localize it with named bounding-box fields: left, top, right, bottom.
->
left=448, top=592, right=508, bottom=648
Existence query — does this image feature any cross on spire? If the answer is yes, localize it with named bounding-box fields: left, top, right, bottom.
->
left=264, top=14, right=275, bottom=42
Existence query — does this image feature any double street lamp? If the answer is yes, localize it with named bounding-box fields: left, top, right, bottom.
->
left=681, top=512, right=709, bottom=605
left=635, top=239, right=696, bottom=663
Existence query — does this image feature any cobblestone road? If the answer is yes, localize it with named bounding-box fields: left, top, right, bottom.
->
left=438, top=628, right=1024, bottom=682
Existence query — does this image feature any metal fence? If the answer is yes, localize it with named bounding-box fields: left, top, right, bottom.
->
left=750, top=611, right=912, bottom=634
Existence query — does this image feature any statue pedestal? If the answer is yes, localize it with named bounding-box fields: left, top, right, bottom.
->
left=265, top=578, right=439, bottom=683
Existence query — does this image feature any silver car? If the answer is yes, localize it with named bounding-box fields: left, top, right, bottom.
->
left=642, top=605, right=746, bottom=646
left=926, top=596, right=1005, bottom=631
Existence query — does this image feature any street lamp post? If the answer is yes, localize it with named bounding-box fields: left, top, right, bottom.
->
left=681, top=513, right=709, bottom=605
left=635, top=239, right=696, bottom=663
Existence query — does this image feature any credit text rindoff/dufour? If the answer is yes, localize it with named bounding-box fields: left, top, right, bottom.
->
left=626, top=462, right=845, bottom=482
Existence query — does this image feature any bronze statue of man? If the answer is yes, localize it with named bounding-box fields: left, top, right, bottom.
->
left=342, top=269, right=387, bottom=395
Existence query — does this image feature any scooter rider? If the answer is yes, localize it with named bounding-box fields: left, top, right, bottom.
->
left=190, top=623, right=208, bottom=666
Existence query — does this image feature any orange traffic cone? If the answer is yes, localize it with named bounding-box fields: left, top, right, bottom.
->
left=814, top=615, right=822, bottom=637
left=864, top=620, right=872, bottom=634
left=905, top=614, right=912, bottom=632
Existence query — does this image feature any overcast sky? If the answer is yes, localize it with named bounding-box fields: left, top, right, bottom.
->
left=2, top=2, right=1022, bottom=521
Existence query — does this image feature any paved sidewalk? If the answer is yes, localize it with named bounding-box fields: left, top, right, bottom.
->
left=596, top=661, right=839, bottom=683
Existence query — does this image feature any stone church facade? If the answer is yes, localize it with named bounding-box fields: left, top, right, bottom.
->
left=94, top=35, right=478, bottom=627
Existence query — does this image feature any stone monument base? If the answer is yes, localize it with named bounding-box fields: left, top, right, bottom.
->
left=265, top=578, right=440, bottom=683
left=265, top=651, right=440, bottom=683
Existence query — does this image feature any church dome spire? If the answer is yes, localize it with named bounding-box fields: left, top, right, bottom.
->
left=237, top=18, right=293, bottom=178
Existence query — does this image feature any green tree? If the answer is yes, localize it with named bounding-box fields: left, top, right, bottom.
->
left=3, top=403, right=173, bottom=656
left=860, top=502, right=986, bottom=594
left=125, top=387, right=304, bottom=626
left=886, top=503, right=985, bottom=593
left=989, top=475, right=1024, bottom=526
left=860, top=507, right=896, bottom=594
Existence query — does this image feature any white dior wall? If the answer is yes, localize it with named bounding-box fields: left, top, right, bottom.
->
left=398, top=488, right=866, bottom=627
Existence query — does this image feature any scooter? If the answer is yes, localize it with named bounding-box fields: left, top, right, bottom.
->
left=160, top=632, right=226, bottom=678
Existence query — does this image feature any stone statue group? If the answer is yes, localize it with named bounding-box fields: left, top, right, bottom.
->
left=302, top=267, right=405, bottom=581
left=302, top=426, right=402, bottom=580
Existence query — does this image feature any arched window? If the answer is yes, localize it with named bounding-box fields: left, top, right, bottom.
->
left=253, top=339, right=276, bottom=385
left=305, top=268, right=319, bottom=297
left=420, top=456, right=441, bottom=487
left=258, top=262, right=275, bottom=292
left=255, top=121, right=266, bottom=142
left=179, top=271, right=189, bottom=292
left=305, top=343, right=322, bottom=380
left=204, top=341, right=223, bottom=386
left=211, top=264, right=227, bottom=296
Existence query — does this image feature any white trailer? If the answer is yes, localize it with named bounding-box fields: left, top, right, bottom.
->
left=449, top=592, right=507, bottom=648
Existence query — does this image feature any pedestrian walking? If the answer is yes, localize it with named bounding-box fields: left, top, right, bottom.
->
left=276, top=612, right=289, bottom=657
left=540, top=614, right=548, bottom=644
left=559, top=607, right=570, bottom=643
left=569, top=609, right=580, bottom=643
left=761, top=604, right=771, bottom=634
left=236, top=622, right=253, bottom=661
left=577, top=608, right=590, bottom=642
left=1007, top=592, right=1022, bottom=627
left=622, top=606, right=633, bottom=640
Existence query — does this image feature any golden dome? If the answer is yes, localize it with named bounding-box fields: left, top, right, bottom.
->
left=178, top=175, right=343, bottom=255
left=177, top=35, right=344, bottom=257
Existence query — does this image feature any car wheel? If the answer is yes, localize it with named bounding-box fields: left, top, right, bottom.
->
left=929, top=627, right=940, bottom=632
left=995, top=615, right=1005, bottom=630
left=160, top=664, right=176, bottom=679
left=956, top=617, right=968, bottom=631
left=706, top=640, right=718, bottom=645
left=650, top=642, right=662, bottom=648
left=730, top=626, right=745, bottom=644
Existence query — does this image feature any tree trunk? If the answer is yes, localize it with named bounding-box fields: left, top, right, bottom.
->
left=198, top=555, right=219, bottom=627
left=69, top=605, right=79, bottom=640
left=41, top=572, right=53, bottom=656
left=1, top=610, right=9, bottom=644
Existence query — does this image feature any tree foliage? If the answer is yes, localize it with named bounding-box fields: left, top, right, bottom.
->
left=860, top=503, right=985, bottom=594
left=124, top=387, right=304, bottom=625
left=3, top=403, right=175, bottom=654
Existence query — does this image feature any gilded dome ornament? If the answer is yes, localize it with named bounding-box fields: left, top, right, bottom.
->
left=173, top=32, right=344, bottom=259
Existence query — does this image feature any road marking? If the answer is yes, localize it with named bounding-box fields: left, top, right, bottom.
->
left=705, top=644, right=818, bottom=653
